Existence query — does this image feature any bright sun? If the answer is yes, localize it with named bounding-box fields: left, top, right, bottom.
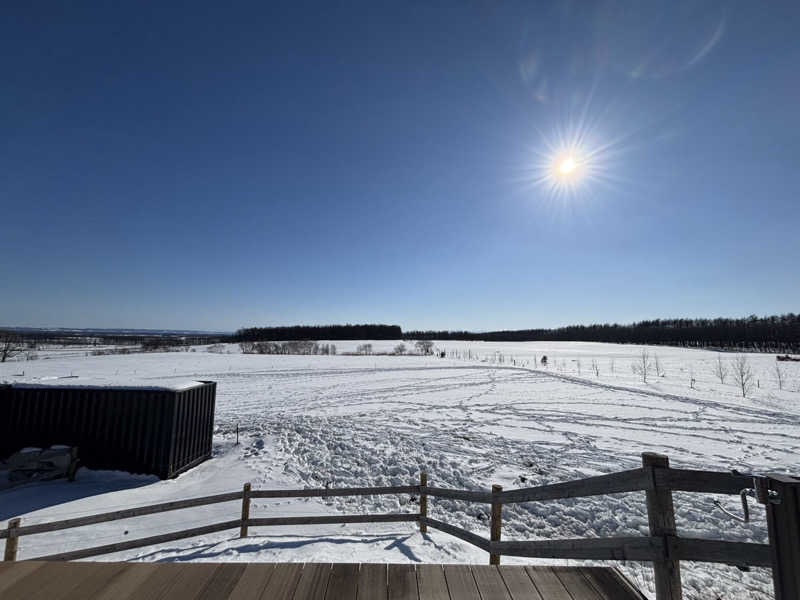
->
left=557, top=156, right=578, bottom=176
left=528, top=118, right=616, bottom=202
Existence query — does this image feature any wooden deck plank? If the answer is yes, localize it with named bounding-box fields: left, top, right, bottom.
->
left=472, top=565, right=512, bottom=600
left=61, top=562, right=130, bottom=600
left=227, top=563, right=276, bottom=600
left=0, top=561, right=64, bottom=598
left=293, top=563, right=332, bottom=599
left=35, top=562, right=98, bottom=600
left=194, top=563, right=247, bottom=600
left=388, top=564, right=418, bottom=600
left=580, top=567, right=647, bottom=600
left=498, top=565, right=543, bottom=600
left=157, top=563, right=221, bottom=600
left=442, top=565, right=481, bottom=600
left=0, top=561, right=46, bottom=594
left=358, top=563, right=388, bottom=600
left=610, top=568, right=648, bottom=600
left=259, top=562, right=303, bottom=600
left=0, top=561, right=645, bottom=600
left=552, top=566, right=603, bottom=600
left=525, top=567, right=573, bottom=600
left=325, top=563, right=359, bottom=600
left=92, top=563, right=161, bottom=600
left=416, top=564, right=448, bottom=600
left=118, top=563, right=190, bottom=600
left=1, top=561, right=96, bottom=600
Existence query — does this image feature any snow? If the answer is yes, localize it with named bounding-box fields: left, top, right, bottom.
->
left=2, top=341, right=798, bottom=599
left=9, top=378, right=207, bottom=391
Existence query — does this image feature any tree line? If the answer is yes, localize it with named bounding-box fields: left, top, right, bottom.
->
left=240, top=341, right=337, bottom=355
left=404, top=313, right=800, bottom=353
left=235, top=324, right=402, bottom=341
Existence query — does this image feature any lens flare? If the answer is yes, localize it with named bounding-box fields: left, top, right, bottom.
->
left=512, top=83, right=637, bottom=211
left=557, top=156, right=578, bottom=176
left=530, top=140, right=598, bottom=201
left=518, top=120, right=626, bottom=208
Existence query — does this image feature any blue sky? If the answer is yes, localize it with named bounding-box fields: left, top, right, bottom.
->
left=2, top=2, right=798, bottom=332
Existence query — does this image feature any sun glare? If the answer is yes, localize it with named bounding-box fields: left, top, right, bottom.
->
left=521, top=114, right=624, bottom=206
left=557, top=156, right=578, bottom=176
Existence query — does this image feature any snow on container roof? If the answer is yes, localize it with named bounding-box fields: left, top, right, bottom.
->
left=8, top=378, right=207, bottom=392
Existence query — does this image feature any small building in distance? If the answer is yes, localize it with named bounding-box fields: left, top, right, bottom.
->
left=0, top=379, right=216, bottom=479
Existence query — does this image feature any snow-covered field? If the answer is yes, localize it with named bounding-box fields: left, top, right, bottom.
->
left=2, top=341, right=799, bottom=599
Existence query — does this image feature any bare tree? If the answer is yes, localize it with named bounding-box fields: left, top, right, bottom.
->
left=415, top=340, right=434, bottom=355
left=576, top=359, right=581, bottom=376
left=732, top=354, right=755, bottom=398
left=286, top=340, right=315, bottom=355
left=0, top=333, right=23, bottom=363
left=654, top=354, right=665, bottom=377
left=356, top=343, right=373, bottom=355
left=713, top=353, right=728, bottom=384
left=394, top=343, right=406, bottom=355
left=631, top=347, right=652, bottom=383
left=610, top=358, right=615, bottom=374
left=773, top=361, right=787, bottom=391
left=591, top=359, right=600, bottom=377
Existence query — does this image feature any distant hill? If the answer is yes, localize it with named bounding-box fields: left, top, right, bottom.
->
left=2, top=327, right=232, bottom=336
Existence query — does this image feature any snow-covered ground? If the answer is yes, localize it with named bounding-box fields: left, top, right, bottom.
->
left=2, top=341, right=799, bottom=599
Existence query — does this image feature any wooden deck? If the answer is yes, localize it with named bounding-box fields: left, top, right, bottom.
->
left=0, top=561, right=645, bottom=599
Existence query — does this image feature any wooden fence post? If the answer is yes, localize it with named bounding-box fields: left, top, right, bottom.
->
left=490, top=484, right=502, bottom=565
left=4, top=518, right=21, bottom=561
left=420, top=472, right=428, bottom=534
left=240, top=483, right=251, bottom=538
left=67, top=447, right=79, bottom=482
left=762, top=474, right=800, bottom=600
left=642, top=453, right=682, bottom=600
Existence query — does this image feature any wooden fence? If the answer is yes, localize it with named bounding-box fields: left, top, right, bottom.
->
left=2, top=452, right=798, bottom=600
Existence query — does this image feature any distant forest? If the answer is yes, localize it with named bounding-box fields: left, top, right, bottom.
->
left=232, top=315, right=799, bottom=353
left=10, top=315, right=794, bottom=353
left=235, top=324, right=402, bottom=341
left=405, top=314, right=800, bottom=353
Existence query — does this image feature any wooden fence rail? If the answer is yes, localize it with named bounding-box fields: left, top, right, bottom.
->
left=492, top=536, right=664, bottom=562
left=0, top=490, right=243, bottom=540
left=654, top=468, right=756, bottom=495
left=495, top=468, right=651, bottom=504
left=2, top=453, right=797, bottom=600
left=32, top=520, right=242, bottom=562
left=249, top=484, right=419, bottom=499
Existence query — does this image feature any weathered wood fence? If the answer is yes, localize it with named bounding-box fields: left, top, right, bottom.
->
left=2, top=452, right=798, bottom=600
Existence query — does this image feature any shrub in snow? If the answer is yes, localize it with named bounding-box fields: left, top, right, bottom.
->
left=713, top=353, right=728, bottom=384
left=631, top=348, right=652, bottom=383
left=732, top=354, right=755, bottom=397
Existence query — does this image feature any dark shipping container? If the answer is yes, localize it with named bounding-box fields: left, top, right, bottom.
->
left=0, top=381, right=216, bottom=479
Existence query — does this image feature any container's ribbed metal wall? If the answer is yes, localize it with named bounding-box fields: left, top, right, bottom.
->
left=168, top=381, right=216, bottom=477
left=0, top=381, right=216, bottom=479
